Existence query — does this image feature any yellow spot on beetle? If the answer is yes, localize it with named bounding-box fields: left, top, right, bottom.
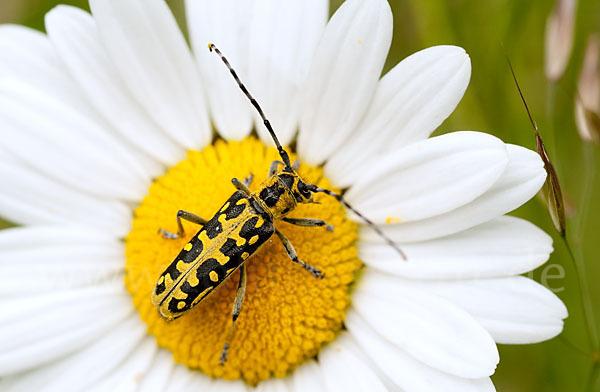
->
left=173, top=290, right=188, bottom=300
left=187, top=271, right=199, bottom=287
left=183, top=243, right=193, bottom=251
left=163, top=274, right=174, bottom=289
left=248, top=235, right=259, bottom=245
left=197, top=231, right=209, bottom=243
left=176, top=260, right=186, bottom=272
left=177, top=301, right=186, bottom=310
left=157, top=275, right=165, bottom=285
left=255, top=216, right=264, bottom=228
left=215, top=253, right=230, bottom=266
left=209, top=270, right=219, bottom=282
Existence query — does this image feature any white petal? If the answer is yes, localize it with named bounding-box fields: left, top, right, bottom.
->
left=183, top=372, right=216, bottom=392
left=0, top=25, right=103, bottom=125
left=0, top=161, right=132, bottom=236
left=0, top=285, right=133, bottom=376
left=248, top=0, right=328, bottom=146
left=344, top=131, right=508, bottom=222
left=184, top=374, right=215, bottom=391
left=360, top=216, right=553, bottom=280
left=186, top=0, right=254, bottom=140
left=290, top=360, right=326, bottom=392
left=45, top=5, right=184, bottom=167
left=89, top=0, right=211, bottom=150
left=88, top=337, right=157, bottom=392
left=335, top=334, right=399, bottom=391
left=319, top=333, right=387, bottom=392
left=164, top=364, right=202, bottom=392
left=0, top=25, right=157, bottom=199
left=0, top=225, right=115, bottom=248
left=325, top=46, right=471, bottom=187
left=0, top=78, right=150, bottom=201
left=256, top=378, right=289, bottom=392
left=0, top=24, right=160, bottom=183
left=353, top=270, right=498, bottom=378
left=0, top=230, right=124, bottom=296
left=347, top=310, right=496, bottom=392
left=297, top=0, right=392, bottom=165
left=208, top=379, right=248, bottom=392
left=404, top=277, right=568, bottom=344
left=362, top=144, right=546, bottom=242
left=137, top=350, right=174, bottom=392
left=0, top=315, right=146, bottom=392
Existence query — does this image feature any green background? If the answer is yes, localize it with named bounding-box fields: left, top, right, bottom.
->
left=1, top=0, right=599, bottom=390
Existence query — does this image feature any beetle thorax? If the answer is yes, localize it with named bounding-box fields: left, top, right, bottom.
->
left=254, top=175, right=298, bottom=220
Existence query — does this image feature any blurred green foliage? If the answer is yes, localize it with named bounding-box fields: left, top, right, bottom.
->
left=1, top=0, right=599, bottom=391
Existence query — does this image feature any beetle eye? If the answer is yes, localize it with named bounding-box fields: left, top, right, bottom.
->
left=297, top=182, right=311, bottom=198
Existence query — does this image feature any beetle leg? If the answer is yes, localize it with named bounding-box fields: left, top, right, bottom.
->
left=274, top=229, right=324, bottom=279
left=282, top=217, right=334, bottom=232
left=158, top=210, right=207, bottom=239
left=232, top=177, right=252, bottom=196
left=243, top=173, right=254, bottom=187
left=220, top=265, right=247, bottom=365
left=268, top=160, right=284, bottom=177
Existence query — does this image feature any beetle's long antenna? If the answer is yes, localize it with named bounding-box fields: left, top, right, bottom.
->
left=306, top=184, right=407, bottom=260
left=208, top=43, right=292, bottom=169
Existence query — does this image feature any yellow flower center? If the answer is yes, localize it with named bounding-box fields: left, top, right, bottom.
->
left=125, top=137, right=361, bottom=385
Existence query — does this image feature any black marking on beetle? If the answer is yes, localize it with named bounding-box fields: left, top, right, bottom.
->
left=203, top=217, right=223, bottom=240
left=195, top=258, right=223, bottom=286
left=223, top=191, right=248, bottom=220
left=239, top=216, right=270, bottom=240
left=167, top=297, right=185, bottom=314
left=186, top=239, right=203, bottom=262
left=155, top=280, right=166, bottom=296
left=259, top=183, right=285, bottom=207
left=219, top=237, right=239, bottom=256
left=154, top=260, right=183, bottom=298
left=173, top=236, right=204, bottom=264
left=278, top=173, right=295, bottom=190
left=164, top=261, right=182, bottom=282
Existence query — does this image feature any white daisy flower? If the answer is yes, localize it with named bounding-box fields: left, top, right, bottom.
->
left=0, top=0, right=567, bottom=391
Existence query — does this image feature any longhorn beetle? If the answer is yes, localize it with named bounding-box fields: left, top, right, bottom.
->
left=152, top=43, right=407, bottom=365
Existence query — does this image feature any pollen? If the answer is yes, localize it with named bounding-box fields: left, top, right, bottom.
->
left=125, top=137, right=361, bottom=385
left=385, top=216, right=402, bottom=224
